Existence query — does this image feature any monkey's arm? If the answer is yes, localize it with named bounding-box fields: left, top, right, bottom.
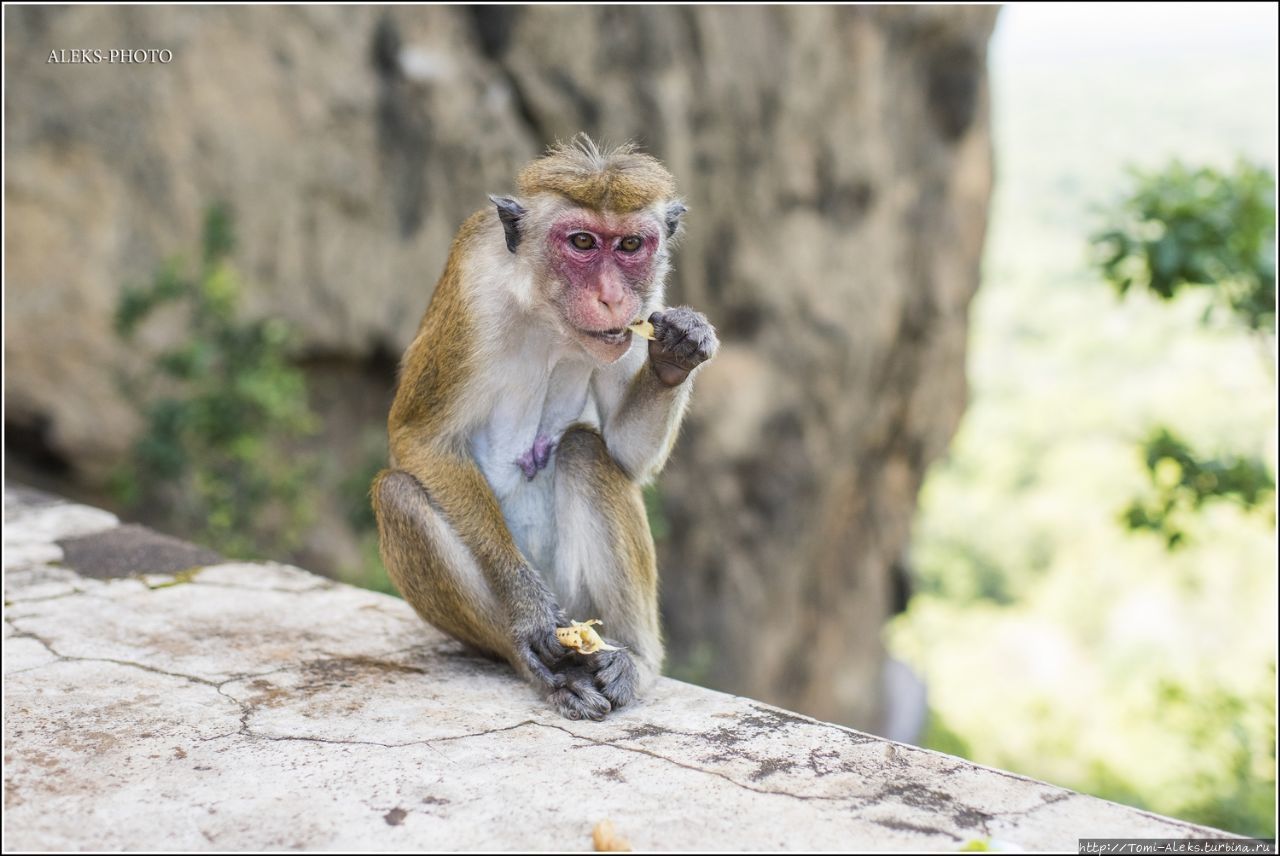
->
left=380, top=438, right=568, bottom=687
left=593, top=306, right=718, bottom=483
left=595, top=360, right=692, bottom=483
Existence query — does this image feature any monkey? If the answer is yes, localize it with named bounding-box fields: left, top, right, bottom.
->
left=371, top=136, right=718, bottom=721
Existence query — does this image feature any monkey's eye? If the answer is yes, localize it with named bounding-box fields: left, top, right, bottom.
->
left=570, top=233, right=596, bottom=251
left=619, top=236, right=643, bottom=253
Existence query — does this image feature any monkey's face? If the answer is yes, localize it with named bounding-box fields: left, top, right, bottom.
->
left=545, top=210, right=663, bottom=363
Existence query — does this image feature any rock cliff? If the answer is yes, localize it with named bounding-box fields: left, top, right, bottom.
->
left=3, top=5, right=998, bottom=729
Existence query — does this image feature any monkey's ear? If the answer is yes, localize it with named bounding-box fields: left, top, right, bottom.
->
left=488, top=194, right=526, bottom=253
left=664, top=201, right=687, bottom=239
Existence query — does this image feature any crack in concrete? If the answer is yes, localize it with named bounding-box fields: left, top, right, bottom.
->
left=1, top=488, right=1239, bottom=849
left=187, top=578, right=339, bottom=595
left=533, top=720, right=884, bottom=809
left=6, top=623, right=228, bottom=689
left=151, top=708, right=901, bottom=819
left=523, top=719, right=1012, bottom=843
left=3, top=586, right=96, bottom=605
left=6, top=616, right=498, bottom=778
left=3, top=622, right=989, bottom=840
left=192, top=729, right=243, bottom=744
left=234, top=720, right=540, bottom=757
left=246, top=732, right=433, bottom=750
left=5, top=616, right=426, bottom=688
left=6, top=555, right=338, bottom=603
left=872, top=817, right=963, bottom=841
left=429, top=720, right=541, bottom=744
left=4, top=624, right=459, bottom=766
left=3, top=619, right=1224, bottom=847
left=238, top=719, right=459, bottom=766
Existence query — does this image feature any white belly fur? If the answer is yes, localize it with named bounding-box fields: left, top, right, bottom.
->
left=469, top=330, right=596, bottom=577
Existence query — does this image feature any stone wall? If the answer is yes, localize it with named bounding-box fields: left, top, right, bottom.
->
left=3, top=485, right=1232, bottom=851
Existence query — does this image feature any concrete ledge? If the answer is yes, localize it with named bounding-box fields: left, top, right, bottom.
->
left=3, top=484, right=1229, bottom=850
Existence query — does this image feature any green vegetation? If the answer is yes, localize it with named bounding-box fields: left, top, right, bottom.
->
left=1093, top=161, right=1276, bottom=549
left=1092, top=161, right=1275, bottom=331
left=889, top=33, right=1277, bottom=839
left=336, top=428, right=397, bottom=596
left=1122, top=426, right=1275, bottom=550
left=113, top=204, right=319, bottom=558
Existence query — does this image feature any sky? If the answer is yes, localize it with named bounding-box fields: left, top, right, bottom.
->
left=991, top=2, right=1280, bottom=67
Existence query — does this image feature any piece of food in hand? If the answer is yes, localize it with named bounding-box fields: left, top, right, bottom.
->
left=555, top=619, right=623, bottom=655
left=592, top=819, right=632, bottom=852
left=628, top=319, right=655, bottom=340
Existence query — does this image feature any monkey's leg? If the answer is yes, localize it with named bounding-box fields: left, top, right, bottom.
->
left=553, top=425, right=664, bottom=709
left=372, top=470, right=513, bottom=657
left=373, top=469, right=612, bottom=721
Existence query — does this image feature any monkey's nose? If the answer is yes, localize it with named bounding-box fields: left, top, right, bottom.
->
left=596, top=274, right=628, bottom=309
left=594, top=298, right=634, bottom=330
left=597, top=290, right=625, bottom=312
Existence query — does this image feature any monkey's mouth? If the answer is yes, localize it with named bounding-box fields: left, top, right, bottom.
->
left=584, top=327, right=631, bottom=345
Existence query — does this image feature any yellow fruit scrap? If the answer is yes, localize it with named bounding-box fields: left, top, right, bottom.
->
left=592, top=819, right=632, bottom=852
left=628, top=319, right=655, bottom=340
left=555, top=619, right=623, bottom=655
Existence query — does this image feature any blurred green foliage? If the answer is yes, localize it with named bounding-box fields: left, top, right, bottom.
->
left=643, top=483, right=671, bottom=544
left=890, top=36, right=1277, bottom=841
left=335, top=427, right=398, bottom=596
left=1123, top=428, right=1275, bottom=549
left=1093, top=160, right=1277, bottom=550
left=113, top=204, right=318, bottom=558
left=1151, top=663, right=1278, bottom=836
left=1091, top=160, right=1276, bottom=332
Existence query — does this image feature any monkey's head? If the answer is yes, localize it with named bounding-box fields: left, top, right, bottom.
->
left=490, top=136, right=686, bottom=364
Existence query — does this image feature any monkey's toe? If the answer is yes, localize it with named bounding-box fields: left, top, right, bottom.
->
left=548, top=680, right=612, bottom=721
left=593, top=649, right=639, bottom=709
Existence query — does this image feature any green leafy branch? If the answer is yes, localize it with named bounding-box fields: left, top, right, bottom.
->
left=113, top=204, right=318, bottom=558
left=1091, top=159, right=1275, bottom=332
left=1091, top=160, right=1276, bottom=550
left=1122, top=428, right=1275, bottom=550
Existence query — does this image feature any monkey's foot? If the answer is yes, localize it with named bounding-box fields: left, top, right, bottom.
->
left=547, top=666, right=612, bottom=721
left=515, top=434, right=557, bottom=481
left=590, top=648, right=639, bottom=709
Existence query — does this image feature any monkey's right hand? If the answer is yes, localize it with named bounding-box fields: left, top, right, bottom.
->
left=647, top=306, right=719, bottom=387
left=512, top=603, right=616, bottom=722
left=510, top=601, right=572, bottom=691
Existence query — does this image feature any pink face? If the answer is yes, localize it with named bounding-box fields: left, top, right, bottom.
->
left=546, top=211, right=662, bottom=362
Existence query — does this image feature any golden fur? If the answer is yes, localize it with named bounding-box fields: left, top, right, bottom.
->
left=517, top=135, right=677, bottom=213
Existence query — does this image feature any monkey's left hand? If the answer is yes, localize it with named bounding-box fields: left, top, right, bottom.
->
left=584, top=646, right=640, bottom=709
left=647, top=306, right=719, bottom=387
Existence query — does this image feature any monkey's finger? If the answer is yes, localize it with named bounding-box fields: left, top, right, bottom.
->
left=548, top=684, right=610, bottom=721
left=648, top=335, right=694, bottom=373
left=668, top=334, right=704, bottom=361
left=565, top=671, right=613, bottom=720
left=648, top=311, right=683, bottom=346
left=536, top=630, right=573, bottom=664
left=593, top=650, right=639, bottom=709
left=519, top=646, right=563, bottom=689
left=656, top=320, right=693, bottom=353
left=666, top=319, right=718, bottom=368
left=696, top=326, right=720, bottom=361
left=658, top=305, right=705, bottom=331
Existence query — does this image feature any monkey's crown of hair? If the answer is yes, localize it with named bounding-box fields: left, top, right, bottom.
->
left=517, top=133, right=677, bottom=213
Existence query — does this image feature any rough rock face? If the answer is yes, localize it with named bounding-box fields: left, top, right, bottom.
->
left=3, top=6, right=998, bottom=729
